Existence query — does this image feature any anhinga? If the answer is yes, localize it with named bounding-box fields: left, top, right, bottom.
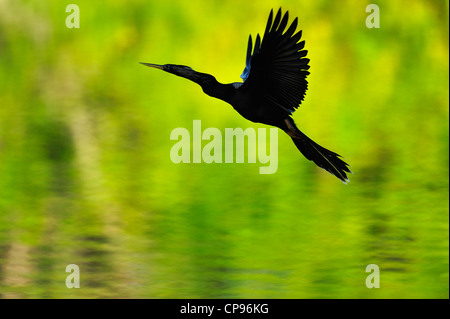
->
left=141, top=8, right=352, bottom=183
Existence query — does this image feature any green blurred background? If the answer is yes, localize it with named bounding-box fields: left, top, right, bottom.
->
left=0, top=0, right=448, bottom=298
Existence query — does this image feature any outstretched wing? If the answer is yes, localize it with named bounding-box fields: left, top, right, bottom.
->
left=241, top=8, right=310, bottom=115
left=240, top=34, right=261, bottom=82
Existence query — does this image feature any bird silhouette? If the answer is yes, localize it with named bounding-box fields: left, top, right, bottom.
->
left=141, top=8, right=352, bottom=183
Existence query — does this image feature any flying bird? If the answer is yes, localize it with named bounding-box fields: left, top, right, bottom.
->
left=141, top=8, right=352, bottom=183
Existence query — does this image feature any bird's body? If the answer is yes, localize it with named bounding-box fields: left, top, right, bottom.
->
left=141, top=8, right=352, bottom=183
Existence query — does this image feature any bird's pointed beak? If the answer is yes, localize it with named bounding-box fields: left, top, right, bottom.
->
left=139, top=62, right=165, bottom=70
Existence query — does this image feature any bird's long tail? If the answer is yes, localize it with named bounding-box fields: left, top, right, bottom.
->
left=284, top=119, right=352, bottom=183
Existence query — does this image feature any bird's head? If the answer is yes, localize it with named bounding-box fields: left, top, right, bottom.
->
left=140, top=63, right=198, bottom=78
left=140, top=62, right=217, bottom=89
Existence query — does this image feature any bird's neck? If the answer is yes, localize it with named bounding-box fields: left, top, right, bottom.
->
left=182, top=71, right=236, bottom=105
left=200, top=81, right=236, bottom=104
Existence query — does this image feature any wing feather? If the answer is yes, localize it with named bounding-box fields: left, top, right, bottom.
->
left=240, top=8, right=310, bottom=115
